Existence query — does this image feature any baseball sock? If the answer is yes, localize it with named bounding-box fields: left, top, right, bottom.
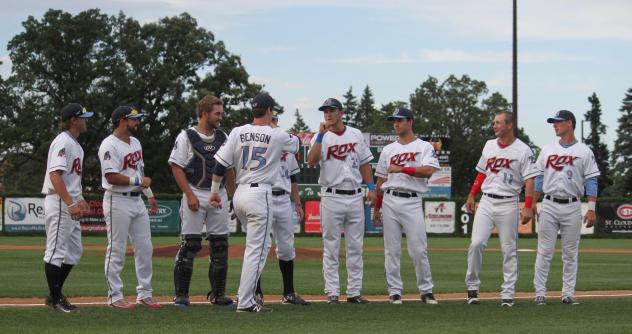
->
left=44, top=263, right=62, bottom=302
left=59, top=263, right=74, bottom=289
left=279, top=259, right=294, bottom=295
left=256, top=277, right=263, bottom=296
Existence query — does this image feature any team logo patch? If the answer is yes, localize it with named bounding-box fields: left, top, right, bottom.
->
left=485, top=157, right=514, bottom=173
left=546, top=154, right=579, bottom=171
left=123, top=150, right=142, bottom=170
left=57, top=148, right=65, bottom=157
left=326, top=143, right=357, bottom=161
left=617, top=204, right=632, bottom=220
left=103, top=151, right=111, bottom=160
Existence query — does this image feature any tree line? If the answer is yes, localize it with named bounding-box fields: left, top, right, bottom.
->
left=1, top=9, right=630, bottom=197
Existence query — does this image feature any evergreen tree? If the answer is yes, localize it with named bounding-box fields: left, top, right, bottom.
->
left=342, top=86, right=358, bottom=126
left=289, top=108, right=310, bottom=133
left=611, top=88, right=632, bottom=195
left=356, top=85, right=376, bottom=130
left=584, top=93, right=612, bottom=195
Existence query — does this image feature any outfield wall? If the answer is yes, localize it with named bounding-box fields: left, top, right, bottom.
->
left=1, top=194, right=631, bottom=237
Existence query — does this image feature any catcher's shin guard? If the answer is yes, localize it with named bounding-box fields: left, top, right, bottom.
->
left=174, top=234, right=202, bottom=298
left=207, top=234, right=229, bottom=300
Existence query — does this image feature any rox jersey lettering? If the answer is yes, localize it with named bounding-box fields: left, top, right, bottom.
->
left=41, top=131, right=85, bottom=198
left=376, top=138, right=440, bottom=193
left=272, top=152, right=300, bottom=193
left=98, top=134, right=145, bottom=192
left=475, top=138, right=539, bottom=197
left=215, top=124, right=299, bottom=185
left=536, top=141, right=600, bottom=198
left=310, top=126, right=373, bottom=188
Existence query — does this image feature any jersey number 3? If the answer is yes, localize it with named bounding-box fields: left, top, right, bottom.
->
left=241, top=146, right=267, bottom=171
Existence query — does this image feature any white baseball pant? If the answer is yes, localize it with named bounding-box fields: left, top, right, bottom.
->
left=271, top=194, right=295, bottom=261
left=43, top=194, right=83, bottom=267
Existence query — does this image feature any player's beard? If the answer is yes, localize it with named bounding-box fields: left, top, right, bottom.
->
left=206, top=117, right=219, bottom=130
left=127, top=122, right=139, bottom=135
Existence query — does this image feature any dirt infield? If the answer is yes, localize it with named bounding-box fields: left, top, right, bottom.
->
left=1, top=290, right=631, bottom=307
left=2, top=245, right=631, bottom=259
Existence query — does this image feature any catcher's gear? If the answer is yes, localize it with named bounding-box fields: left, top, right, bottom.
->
left=207, top=234, right=231, bottom=305
left=174, top=234, right=202, bottom=298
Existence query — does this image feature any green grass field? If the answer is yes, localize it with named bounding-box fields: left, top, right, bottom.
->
left=1, top=236, right=631, bottom=333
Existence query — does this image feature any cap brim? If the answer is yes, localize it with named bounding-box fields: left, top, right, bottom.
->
left=547, top=117, right=566, bottom=123
left=387, top=116, right=408, bottom=121
left=126, top=113, right=144, bottom=119
left=78, top=111, right=94, bottom=118
left=318, top=105, right=339, bottom=111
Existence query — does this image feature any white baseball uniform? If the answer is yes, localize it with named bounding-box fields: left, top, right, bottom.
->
left=215, top=124, right=299, bottom=309
left=375, top=138, right=439, bottom=297
left=533, top=141, right=600, bottom=298
left=168, top=128, right=229, bottom=236
left=270, top=152, right=301, bottom=261
left=309, top=125, right=373, bottom=298
left=99, top=134, right=154, bottom=304
left=465, top=138, right=538, bottom=300
left=42, top=131, right=84, bottom=267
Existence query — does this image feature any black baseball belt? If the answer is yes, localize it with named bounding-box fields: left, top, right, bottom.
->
left=483, top=192, right=515, bottom=200
left=385, top=189, right=419, bottom=198
left=272, top=189, right=288, bottom=196
left=120, top=192, right=141, bottom=197
left=325, top=187, right=362, bottom=195
left=544, top=194, right=578, bottom=204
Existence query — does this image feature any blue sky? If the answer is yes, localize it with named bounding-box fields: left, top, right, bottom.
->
left=1, top=0, right=631, bottom=150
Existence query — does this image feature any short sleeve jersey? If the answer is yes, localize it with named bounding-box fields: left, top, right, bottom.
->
left=375, top=138, right=440, bottom=193
left=98, top=134, right=145, bottom=193
left=41, top=131, right=85, bottom=198
left=536, top=141, right=600, bottom=198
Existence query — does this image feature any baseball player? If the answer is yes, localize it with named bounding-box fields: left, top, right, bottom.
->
left=169, top=95, right=236, bottom=307
left=532, top=110, right=600, bottom=305
left=209, top=92, right=299, bottom=313
left=254, top=114, right=310, bottom=306
left=306, top=97, right=376, bottom=305
left=372, top=108, right=440, bottom=305
left=42, top=103, right=93, bottom=313
left=464, top=111, right=538, bottom=307
left=98, top=106, right=160, bottom=310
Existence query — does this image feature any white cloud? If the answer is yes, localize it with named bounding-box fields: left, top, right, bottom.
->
left=334, top=49, right=585, bottom=65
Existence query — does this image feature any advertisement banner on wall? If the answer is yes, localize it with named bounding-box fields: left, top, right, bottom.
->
left=3, top=197, right=46, bottom=232
left=598, top=202, right=632, bottom=233
left=365, top=205, right=383, bottom=234
left=424, top=201, right=455, bottom=233
left=304, top=201, right=321, bottom=233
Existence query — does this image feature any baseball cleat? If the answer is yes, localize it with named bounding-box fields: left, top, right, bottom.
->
left=346, top=295, right=370, bottom=304
left=52, top=296, right=80, bottom=313
left=501, top=299, right=514, bottom=307
left=327, top=295, right=340, bottom=304
left=421, top=293, right=439, bottom=305
left=211, top=295, right=234, bottom=306
left=466, top=290, right=479, bottom=304
left=44, top=295, right=54, bottom=307
left=389, top=294, right=402, bottom=305
left=255, top=292, right=265, bottom=306
left=236, top=303, right=272, bottom=313
left=173, top=295, right=190, bottom=308
left=137, top=297, right=162, bottom=309
left=562, top=296, right=580, bottom=305
left=282, top=293, right=311, bottom=305
left=109, top=299, right=137, bottom=310
left=534, top=296, right=546, bottom=305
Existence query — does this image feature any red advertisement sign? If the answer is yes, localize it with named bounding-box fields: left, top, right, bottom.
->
left=304, top=201, right=321, bottom=233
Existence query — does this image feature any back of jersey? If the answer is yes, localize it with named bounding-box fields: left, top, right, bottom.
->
left=215, top=124, right=299, bottom=185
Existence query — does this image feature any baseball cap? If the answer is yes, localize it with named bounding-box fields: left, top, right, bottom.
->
left=387, top=108, right=414, bottom=121
left=547, top=110, right=576, bottom=125
left=111, top=106, right=143, bottom=123
left=61, top=103, right=93, bottom=121
left=318, top=98, right=343, bottom=111
left=251, top=93, right=275, bottom=109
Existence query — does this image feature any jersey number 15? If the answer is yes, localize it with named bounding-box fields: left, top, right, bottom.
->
left=241, top=146, right=267, bottom=171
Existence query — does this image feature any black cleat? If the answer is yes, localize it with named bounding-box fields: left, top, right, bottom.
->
left=327, top=295, right=340, bottom=304
left=174, top=295, right=190, bottom=308
left=346, top=295, right=370, bottom=304
left=501, top=299, right=514, bottom=307
left=562, top=296, right=580, bottom=305
left=53, top=296, right=79, bottom=313
left=237, top=303, right=272, bottom=313
left=211, top=295, right=234, bottom=306
left=467, top=290, right=479, bottom=304
left=282, top=293, right=311, bottom=305
left=534, top=296, right=546, bottom=305
left=389, top=294, right=402, bottom=304
left=421, top=293, right=439, bottom=305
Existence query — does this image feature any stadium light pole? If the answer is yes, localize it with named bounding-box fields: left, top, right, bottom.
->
left=513, top=0, right=519, bottom=137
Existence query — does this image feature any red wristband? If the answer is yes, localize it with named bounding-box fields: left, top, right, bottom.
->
left=375, top=195, right=383, bottom=209
left=401, top=167, right=416, bottom=176
left=524, top=196, right=533, bottom=209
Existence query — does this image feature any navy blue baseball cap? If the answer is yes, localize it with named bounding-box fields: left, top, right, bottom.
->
left=61, top=103, right=93, bottom=121
left=387, top=108, right=414, bottom=120
left=547, top=110, right=576, bottom=128
left=318, top=98, right=343, bottom=111
left=251, top=93, right=275, bottom=109
left=112, top=106, right=143, bottom=123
